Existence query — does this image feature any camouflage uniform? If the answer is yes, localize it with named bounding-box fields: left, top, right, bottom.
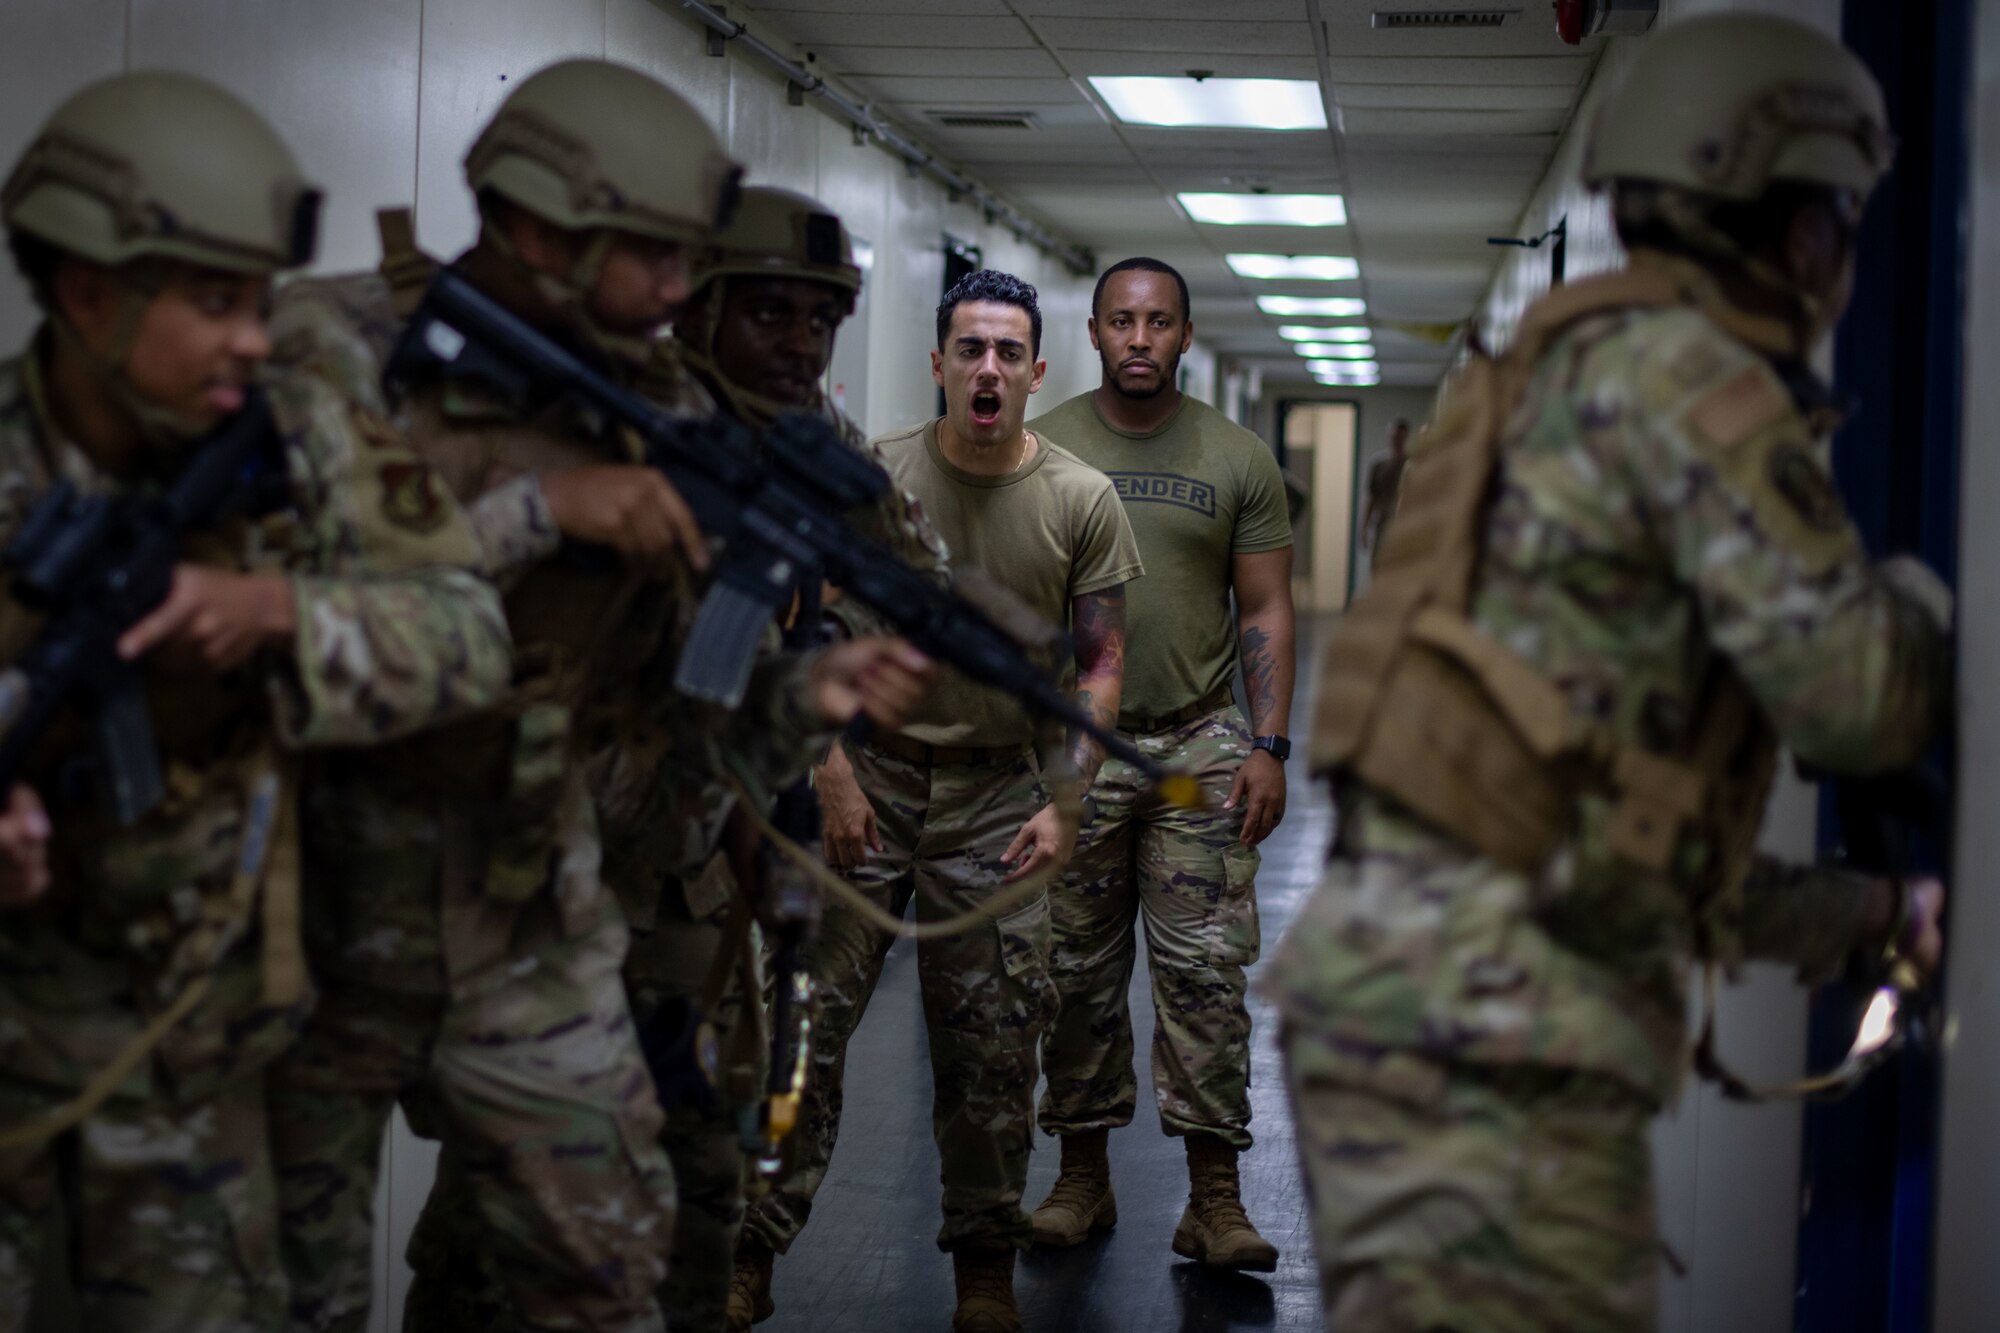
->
left=741, top=738, right=1056, bottom=1256
left=0, top=325, right=511, bottom=1331
left=1266, top=270, right=1951, bottom=1331
left=610, top=382, right=948, bottom=1333
left=1038, top=706, right=1260, bottom=1147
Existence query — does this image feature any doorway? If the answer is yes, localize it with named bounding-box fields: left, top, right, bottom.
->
left=936, top=234, right=981, bottom=419
left=1281, top=401, right=1359, bottom=615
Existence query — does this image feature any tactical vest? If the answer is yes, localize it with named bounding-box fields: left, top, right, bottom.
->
left=373, top=209, right=670, bottom=910
left=1313, top=265, right=1790, bottom=951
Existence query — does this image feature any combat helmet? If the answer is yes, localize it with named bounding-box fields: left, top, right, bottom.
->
left=693, top=186, right=862, bottom=311
left=1585, top=14, right=1893, bottom=201
left=4, top=70, right=320, bottom=279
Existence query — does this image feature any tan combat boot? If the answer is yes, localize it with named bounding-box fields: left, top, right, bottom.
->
left=1173, top=1135, right=1279, bottom=1272
left=951, top=1247, right=1023, bottom=1333
left=725, top=1240, right=775, bottom=1330
left=1028, top=1128, right=1116, bottom=1246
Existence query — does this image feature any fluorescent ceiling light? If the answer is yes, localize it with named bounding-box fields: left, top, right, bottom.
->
left=1227, top=253, right=1359, bottom=281
left=1309, top=360, right=1380, bottom=377
left=1278, top=325, right=1371, bottom=342
left=1295, top=343, right=1377, bottom=360
left=1258, top=295, right=1368, bottom=316
left=1088, top=76, right=1326, bottom=130
left=1178, top=193, right=1346, bottom=227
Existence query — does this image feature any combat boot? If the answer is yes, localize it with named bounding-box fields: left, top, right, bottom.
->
left=951, top=1247, right=1022, bottom=1333
left=1173, top=1134, right=1279, bottom=1272
left=726, top=1240, right=775, bottom=1330
left=1029, top=1127, right=1116, bottom=1246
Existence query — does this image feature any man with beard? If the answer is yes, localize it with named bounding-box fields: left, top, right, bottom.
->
left=731, top=269, right=1141, bottom=1333
left=1025, top=257, right=1293, bottom=1270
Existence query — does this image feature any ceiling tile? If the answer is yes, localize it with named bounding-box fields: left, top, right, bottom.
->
left=847, top=76, right=1089, bottom=106
left=1035, top=18, right=1315, bottom=55
left=1063, top=51, right=1324, bottom=79
left=806, top=46, right=1062, bottom=77
left=1323, top=54, right=1592, bottom=85
left=1335, top=82, right=1576, bottom=111
left=1341, top=106, right=1566, bottom=136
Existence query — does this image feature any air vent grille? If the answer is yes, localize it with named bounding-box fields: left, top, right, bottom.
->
left=1372, top=9, right=1519, bottom=28
left=927, top=111, right=1039, bottom=130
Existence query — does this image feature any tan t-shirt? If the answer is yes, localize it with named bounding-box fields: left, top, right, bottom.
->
left=1029, top=393, right=1292, bottom=724
left=875, top=418, right=1144, bottom=747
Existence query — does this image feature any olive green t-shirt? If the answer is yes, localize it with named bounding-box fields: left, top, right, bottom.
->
left=1029, top=393, right=1292, bottom=725
left=874, top=418, right=1144, bottom=747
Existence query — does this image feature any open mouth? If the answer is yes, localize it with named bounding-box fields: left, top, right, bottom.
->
left=969, top=390, right=1002, bottom=426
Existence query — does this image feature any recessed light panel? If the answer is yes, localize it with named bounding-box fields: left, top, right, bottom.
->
left=1295, top=343, right=1377, bottom=359
left=1178, top=193, right=1347, bottom=227
left=1258, top=296, right=1368, bottom=316
left=1308, top=360, right=1381, bottom=376
left=1227, top=254, right=1359, bottom=281
left=1278, top=325, right=1371, bottom=342
left=1088, top=77, right=1327, bottom=130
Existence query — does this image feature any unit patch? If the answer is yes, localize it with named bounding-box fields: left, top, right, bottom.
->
left=378, top=460, right=448, bottom=532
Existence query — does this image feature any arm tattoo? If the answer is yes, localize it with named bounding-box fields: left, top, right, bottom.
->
left=1239, top=623, right=1279, bottom=731
left=1069, top=586, right=1127, bottom=788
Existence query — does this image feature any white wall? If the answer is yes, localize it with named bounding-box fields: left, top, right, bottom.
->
left=1464, top=4, right=1840, bottom=1329
left=1934, top=0, right=2000, bottom=1326
left=0, top=0, right=1097, bottom=440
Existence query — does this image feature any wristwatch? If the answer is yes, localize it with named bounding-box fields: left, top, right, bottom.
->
left=1251, top=734, right=1291, bottom=762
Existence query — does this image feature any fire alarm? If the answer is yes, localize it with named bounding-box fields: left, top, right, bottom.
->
left=1554, top=0, right=1658, bottom=45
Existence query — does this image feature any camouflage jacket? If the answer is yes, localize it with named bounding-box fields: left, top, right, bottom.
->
left=274, top=275, right=835, bottom=992
left=0, top=331, right=510, bottom=1099
left=597, top=365, right=952, bottom=929
left=1268, top=282, right=1950, bottom=1106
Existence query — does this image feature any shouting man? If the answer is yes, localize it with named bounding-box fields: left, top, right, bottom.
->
left=1028, top=257, right=1295, bottom=1271
left=732, top=269, right=1141, bottom=1333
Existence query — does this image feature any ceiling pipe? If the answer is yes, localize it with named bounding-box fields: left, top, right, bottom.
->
left=675, top=0, right=1096, bottom=275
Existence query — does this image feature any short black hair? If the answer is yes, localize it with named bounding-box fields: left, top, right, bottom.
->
left=936, top=268, right=1042, bottom=356
left=1093, top=256, right=1190, bottom=323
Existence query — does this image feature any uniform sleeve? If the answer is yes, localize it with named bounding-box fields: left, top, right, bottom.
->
left=465, top=474, right=562, bottom=590
left=263, top=306, right=513, bottom=748
left=1232, top=436, right=1294, bottom=553
left=1642, top=334, right=1950, bottom=773
left=1070, top=481, right=1146, bottom=598
left=1727, top=855, right=1877, bottom=982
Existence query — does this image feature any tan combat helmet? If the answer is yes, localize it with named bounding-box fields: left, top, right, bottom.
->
left=693, top=186, right=862, bottom=310
left=1585, top=14, right=1894, bottom=201
left=466, top=58, right=739, bottom=249
left=3, top=70, right=320, bottom=278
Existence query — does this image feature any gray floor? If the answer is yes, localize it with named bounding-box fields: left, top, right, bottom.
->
left=761, top=773, right=1335, bottom=1332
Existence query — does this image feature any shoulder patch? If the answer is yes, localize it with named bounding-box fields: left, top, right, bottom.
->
left=1687, top=366, right=1789, bottom=451
left=377, top=460, right=449, bottom=533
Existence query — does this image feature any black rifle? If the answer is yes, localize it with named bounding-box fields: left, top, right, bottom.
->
left=386, top=266, right=1189, bottom=798
left=0, top=389, right=287, bottom=824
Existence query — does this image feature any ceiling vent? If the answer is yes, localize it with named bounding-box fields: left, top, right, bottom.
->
left=1371, top=9, right=1520, bottom=27
left=927, top=110, right=1039, bottom=131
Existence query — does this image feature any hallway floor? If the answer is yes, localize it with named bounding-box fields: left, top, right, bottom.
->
left=761, top=740, right=1334, bottom=1331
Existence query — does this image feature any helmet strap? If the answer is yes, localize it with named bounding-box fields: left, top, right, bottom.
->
left=479, top=207, right=654, bottom=368
left=46, top=264, right=211, bottom=449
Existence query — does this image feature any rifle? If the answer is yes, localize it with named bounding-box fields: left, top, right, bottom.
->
left=386, top=265, right=1200, bottom=808
left=0, top=389, right=287, bottom=825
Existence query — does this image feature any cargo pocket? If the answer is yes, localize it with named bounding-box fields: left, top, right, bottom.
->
left=996, top=893, right=1052, bottom=978
left=1210, top=844, right=1263, bottom=967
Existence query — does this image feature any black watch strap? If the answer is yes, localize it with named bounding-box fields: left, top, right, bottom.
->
left=1251, top=734, right=1291, bottom=762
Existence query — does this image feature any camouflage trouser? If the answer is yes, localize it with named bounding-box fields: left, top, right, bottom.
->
left=1037, top=705, right=1259, bottom=1149
left=1281, top=1023, right=1660, bottom=1333
left=741, top=740, right=1054, bottom=1255
left=0, top=1071, right=286, bottom=1332
left=268, top=907, right=673, bottom=1333
left=625, top=876, right=760, bottom=1333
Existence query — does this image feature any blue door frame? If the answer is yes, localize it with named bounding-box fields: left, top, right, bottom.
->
left=1795, top=3, right=1972, bottom=1330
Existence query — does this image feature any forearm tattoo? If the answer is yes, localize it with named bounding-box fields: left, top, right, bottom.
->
left=1239, top=622, right=1280, bottom=734
left=1069, top=585, right=1127, bottom=787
